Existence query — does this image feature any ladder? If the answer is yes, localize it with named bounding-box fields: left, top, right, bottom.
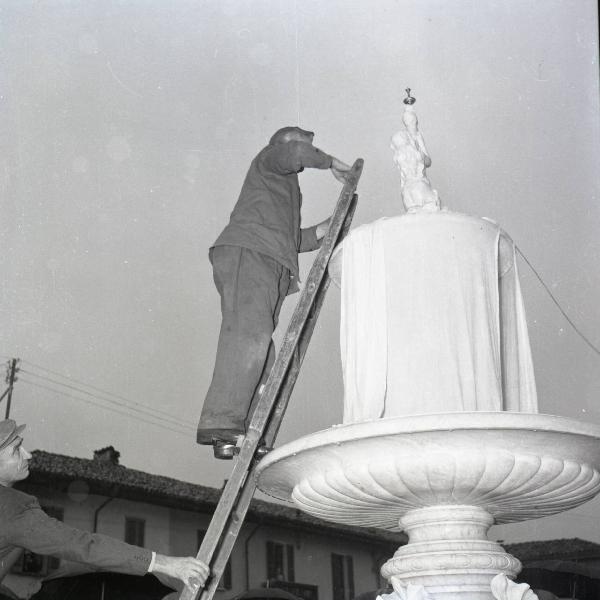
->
left=180, top=158, right=364, bottom=600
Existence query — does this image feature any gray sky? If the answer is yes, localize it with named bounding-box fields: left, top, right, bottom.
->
left=1, top=1, right=599, bottom=540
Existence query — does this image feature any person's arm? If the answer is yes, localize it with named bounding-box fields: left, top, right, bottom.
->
left=299, top=225, right=320, bottom=253
left=8, top=500, right=208, bottom=588
left=151, top=553, right=209, bottom=591
left=298, top=218, right=331, bottom=253
left=9, top=501, right=151, bottom=575
left=415, top=133, right=432, bottom=168
left=330, top=157, right=351, bottom=183
left=264, top=140, right=351, bottom=182
left=264, top=141, right=333, bottom=174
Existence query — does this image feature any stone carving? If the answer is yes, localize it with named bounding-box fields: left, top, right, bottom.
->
left=257, top=412, right=600, bottom=598
left=490, top=574, right=539, bottom=600
left=391, top=89, right=440, bottom=213
left=382, top=579, right=433, bottom=600
left=278, top=414, right=600, bottom=529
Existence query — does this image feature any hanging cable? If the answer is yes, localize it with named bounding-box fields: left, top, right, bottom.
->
left=19, top=362, right=194, bottom=428
left=19, top=377, right=195, bottom=435
left=516, top=245, right=600, bottom=357
left=19, top=369, right=195, bottom=431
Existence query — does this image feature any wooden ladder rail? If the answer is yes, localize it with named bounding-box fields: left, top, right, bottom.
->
left=180, top=158, right=364, bottom=600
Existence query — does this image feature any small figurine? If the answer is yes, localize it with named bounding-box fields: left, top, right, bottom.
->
left=390, top=89, right=440, bottom=213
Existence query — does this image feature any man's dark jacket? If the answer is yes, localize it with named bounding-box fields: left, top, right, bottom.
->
left=213, top=139, right=333, bottom=291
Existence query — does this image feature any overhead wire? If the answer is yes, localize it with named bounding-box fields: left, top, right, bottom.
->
left=18, top=369, right=195, bottom=432
left=516, top=245, right=600, bottom=358
left=18, top=377, right=194, bottom=436
left=19, top=360, right=194, bottom=428
left=20, top=358, right=189, bottom=421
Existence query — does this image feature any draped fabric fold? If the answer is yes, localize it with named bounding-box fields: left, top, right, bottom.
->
left=336, top=211, right=538, bottom=423
left=340, top=219, right=388, bottom=422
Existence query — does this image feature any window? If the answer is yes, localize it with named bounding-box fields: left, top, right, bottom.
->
left=124, top=517, right=145, bottom=547
left=331, top=554, right=354, bottom=600
left=12, top=506, right=64, bottom=576
left=266, top=541, right=295, bottom=582
left=198, top=529, right=231, bottom=590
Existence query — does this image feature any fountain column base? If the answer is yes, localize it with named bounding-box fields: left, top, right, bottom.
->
left=382, top=505, right=520, bottom=599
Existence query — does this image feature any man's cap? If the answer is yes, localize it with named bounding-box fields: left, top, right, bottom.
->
left=0, top=419, right=25, bottom=452
left=269, top=126, right=314, bottom=145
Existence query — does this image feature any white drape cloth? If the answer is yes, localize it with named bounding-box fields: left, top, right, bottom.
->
left=337, top=211, right=537, bottom=423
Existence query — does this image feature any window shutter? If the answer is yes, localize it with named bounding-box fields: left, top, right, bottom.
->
left=124, top=518, right=145, bottom=547
left=286, top=544, right=295, bottom=582
left=331, top=553, right=345, bottom=600
left=346, top=555, right=354, bottom=600
left=267, top=541, right=276, bottom=580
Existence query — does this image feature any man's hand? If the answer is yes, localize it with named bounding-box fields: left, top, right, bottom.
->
left=152, top=554, right=210, bottom=591
left=315, top=217, right=331, bottom=241
left=330, top=157, right=351, bottom=184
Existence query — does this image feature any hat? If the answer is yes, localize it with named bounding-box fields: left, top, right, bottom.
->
left=269, top=126, right=314, bottom=145
left=0, top=419, right=25, bottom=452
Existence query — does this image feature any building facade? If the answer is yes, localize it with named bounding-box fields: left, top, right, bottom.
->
left=12, top=449, right=404, bottom=600
left=10, top=450, right=600, bottom=600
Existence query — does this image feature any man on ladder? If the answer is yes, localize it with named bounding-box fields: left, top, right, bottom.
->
left=197, top=126, right=352, bottom=459
left=183, top=153, right=362, bottom=600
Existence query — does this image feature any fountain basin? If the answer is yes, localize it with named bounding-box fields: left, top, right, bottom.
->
left=256, top=412, right=600, bottom=599
left=257, top=412, right=600, bottom=527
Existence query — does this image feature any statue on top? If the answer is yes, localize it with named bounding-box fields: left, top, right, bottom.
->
left=390, top=89, right=440, bottom=213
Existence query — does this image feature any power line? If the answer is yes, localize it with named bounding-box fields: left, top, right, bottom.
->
left=19, top=362, right=195, bottom=429
left=20, top=358, right=191, bottom=422
left=516, top=245, right=600, bottom=358
left=19, top=377, right=194, bottom=436
left=18, top=369, right=196, bottom=432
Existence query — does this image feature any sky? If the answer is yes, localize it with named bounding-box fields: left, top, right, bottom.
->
left=0, top=1, right=599, bottom=543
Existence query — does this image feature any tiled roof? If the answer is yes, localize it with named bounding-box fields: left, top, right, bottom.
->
left=506, top=538, right=600, bottom=562
left=21, top=450, right=405, bottom=547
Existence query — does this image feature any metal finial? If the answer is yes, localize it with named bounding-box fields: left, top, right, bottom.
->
left=403, top=88, right=416, bottom=105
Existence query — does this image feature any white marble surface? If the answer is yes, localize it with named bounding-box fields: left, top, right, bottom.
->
left=257, top=412, right=600, bottom=526
left=256, top=412, right=600, bottom=599
left=390, top=103, right=440, bottom=213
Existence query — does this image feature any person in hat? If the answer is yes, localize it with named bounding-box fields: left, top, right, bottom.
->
left=197, top=126, right=351, bottom=458
left=0, top=419, right=209, bottom=595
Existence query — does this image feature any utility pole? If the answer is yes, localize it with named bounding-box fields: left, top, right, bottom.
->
left=2, top=358, right=20, bottom=419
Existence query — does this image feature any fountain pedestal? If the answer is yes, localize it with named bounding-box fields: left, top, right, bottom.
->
left=382, top=505, right=519, bottom=598
left=255, top=413, right=600, bottom=599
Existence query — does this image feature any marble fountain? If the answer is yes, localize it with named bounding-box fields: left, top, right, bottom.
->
left=255, top=92, right=600, bottom=600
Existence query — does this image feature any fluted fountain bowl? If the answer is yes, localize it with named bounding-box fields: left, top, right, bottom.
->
left=256, top=412, right=600, bottom=599
left=257, top=412, right=600, bottom=527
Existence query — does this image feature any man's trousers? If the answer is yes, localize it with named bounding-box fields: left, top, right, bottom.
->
left=197, top=245, right=290, bottom=444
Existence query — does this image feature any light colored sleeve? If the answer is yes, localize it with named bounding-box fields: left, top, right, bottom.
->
left=8, top=500, right=152, bottom=576
left=148, top=551, right=157, bottom=573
